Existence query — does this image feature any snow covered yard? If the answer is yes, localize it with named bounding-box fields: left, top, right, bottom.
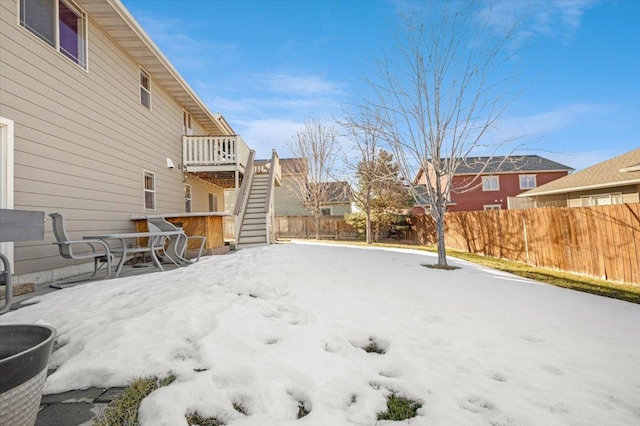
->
left=4, top=242, right=640, bottom=425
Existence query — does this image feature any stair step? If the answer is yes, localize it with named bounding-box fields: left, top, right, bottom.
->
left=240, top=229, right=267, bottom=237
left=237, top=242, right=268, bottom=249
left=242, top=223, right=266, bottom=231
left=244, top=217, right=266, bottom=224
left=239, top=235, right=267, bottom=244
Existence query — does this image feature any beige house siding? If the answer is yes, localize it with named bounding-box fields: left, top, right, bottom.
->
left=0, top=1, right=219, bottom=276
left=566, top=185, right=640, bottom=207
left=186, top=177, right=224, bottom=212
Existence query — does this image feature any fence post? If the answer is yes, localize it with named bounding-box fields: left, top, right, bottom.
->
left=522, top=216, right=530, bottom=264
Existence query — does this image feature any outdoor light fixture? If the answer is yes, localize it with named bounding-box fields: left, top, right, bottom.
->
left=166, top=157, right=176, bottom=169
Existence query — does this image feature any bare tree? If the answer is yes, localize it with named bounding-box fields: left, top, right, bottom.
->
left=341, top=110, right=386, bottom=244
left=287, top=119, right=340, bottom=239
left=342, top=110, right=409, bottom=244
left=364, top=1, right=523, bottom=267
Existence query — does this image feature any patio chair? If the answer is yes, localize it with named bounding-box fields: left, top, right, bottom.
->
left=146, top=216, right=206, bottom=266
left=49, top=213, right=114, bottom=286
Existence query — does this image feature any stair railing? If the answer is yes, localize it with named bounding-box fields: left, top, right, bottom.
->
left=234, top=150, right=256, bottom=244
left=263, top=149, right=280, bottom=244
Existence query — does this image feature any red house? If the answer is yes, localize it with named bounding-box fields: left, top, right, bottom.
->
left=414, top=155, right=574, bottom=212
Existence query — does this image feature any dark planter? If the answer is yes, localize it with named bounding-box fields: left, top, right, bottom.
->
left=0, top=324, right=56, bottom=426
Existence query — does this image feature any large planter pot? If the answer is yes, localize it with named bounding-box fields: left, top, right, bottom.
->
left=0, top=324, right=56, bottom=426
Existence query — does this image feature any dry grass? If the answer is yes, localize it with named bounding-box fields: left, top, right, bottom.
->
left=377, top=394, right=422, bottom=421
left=94, top=375, right=175, bottom=426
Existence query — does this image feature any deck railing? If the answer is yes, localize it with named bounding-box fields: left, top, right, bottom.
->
left=263, top=150, right=281, bottom=244
left=182, top=135, right=250, bottom=169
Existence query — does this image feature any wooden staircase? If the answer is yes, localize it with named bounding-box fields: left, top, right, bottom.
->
left=235, top=149, right=281, bottom=249
left=236, top=174, right=269, bottom=248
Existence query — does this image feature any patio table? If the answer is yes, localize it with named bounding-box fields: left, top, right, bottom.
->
left=83, top=231, right=182, bottom=278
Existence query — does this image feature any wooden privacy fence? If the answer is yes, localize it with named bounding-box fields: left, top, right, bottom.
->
left=275, top=216, right=360, bottom=240
left=407, top=203, right=640, bottom=285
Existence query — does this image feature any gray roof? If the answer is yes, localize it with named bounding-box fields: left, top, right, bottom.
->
left=454, top=155, right=574, bottom=175
left=520, top=148, right=640, bottom=197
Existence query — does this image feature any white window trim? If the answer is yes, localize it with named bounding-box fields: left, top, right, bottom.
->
left=483, top=204, right=501, bottom=210
left=143, top=170, right=156, bottom=210
left=185, top=184, right=192, bottom=213
left=482, top=176, right=500, bottom=192
left=519, top=174, right=537, bottom=190
left=582, top=192, right=623, bottom=207
left=140, top=67, right=152, bottom=110
left=183, top=110, right=193, bottom=135
left=18, top=0, right=89, bottom=71
left=321, top=206, right=333, bottom=216
left=0, top=117, right=15, bottom=269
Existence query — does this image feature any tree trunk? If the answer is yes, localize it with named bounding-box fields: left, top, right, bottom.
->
left=374, top=221, right=379, bottom=242
left=315, top=214, right=321, bottom=240
left=436, top=213, right=447, bottom=266
left=365, top=207, right=372, bottom=244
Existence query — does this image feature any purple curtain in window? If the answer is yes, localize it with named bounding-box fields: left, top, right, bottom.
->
left=58, top=1, right=79, bottom=63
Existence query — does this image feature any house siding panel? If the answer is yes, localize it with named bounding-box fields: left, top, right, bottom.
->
left=0, top=2, right=208, bottom=276
left=275, top=181, right=311, bottom=216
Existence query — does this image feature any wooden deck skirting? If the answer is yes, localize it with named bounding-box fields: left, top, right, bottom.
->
left=130, top=213, right=230, bottom=250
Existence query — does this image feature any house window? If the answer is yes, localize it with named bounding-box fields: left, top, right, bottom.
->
left=482, top=176, right=500, bottom=191
left=20, top=0, right=88, bottom=69
left=144, top=171, right=155, bottom=210
left=183, top=110, right=193, bottom=135
left=185, top=184, right=192, bottom=213
left=321, top=207, right=332, bottom=216
left=519, top=175, right=537, bottom=190
left=208, top=193, right=218, bottom=212
left=140, top=68, right=151, bottom=109
left=484, top=204, right=501, bottom=210
left=581, top=193, right=623, bottom=207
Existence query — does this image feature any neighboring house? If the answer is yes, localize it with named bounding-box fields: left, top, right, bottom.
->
left=414, top=155, right=574, bottom=212
left=315, top=181, right=354, bottom=216
left=274, top=158, right=353, bottom=216
left=518, top=148, right=640, bottom=208
left=0, top=0, right=252, bottom=283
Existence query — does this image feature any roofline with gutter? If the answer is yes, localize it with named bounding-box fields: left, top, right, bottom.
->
left=517, top=178, right=640, bottom=197
left=106, top=0, right=231, bottom=134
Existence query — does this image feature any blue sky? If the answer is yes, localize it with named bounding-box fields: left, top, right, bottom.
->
left=120, top=0, right=639, bottom=171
